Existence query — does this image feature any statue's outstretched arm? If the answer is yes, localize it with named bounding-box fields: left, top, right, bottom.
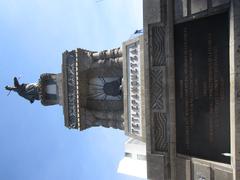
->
left=5, top=86, right=17, bottom=91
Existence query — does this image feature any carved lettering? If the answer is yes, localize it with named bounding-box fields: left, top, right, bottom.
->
left=175, top=13, right=230, bottom=163
left=130, top=56, right=138, bottom=61
left=131, top=63, right=138, bottom=68
left=127, top=42, right=142, bottom=136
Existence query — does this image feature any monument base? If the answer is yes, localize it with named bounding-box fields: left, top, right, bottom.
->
left=143, top=0, right=240, bottom=179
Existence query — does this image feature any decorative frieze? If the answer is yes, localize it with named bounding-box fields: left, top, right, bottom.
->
left=152, top=112, right=168, bottom=151
left=127, top=41, right=142, bottom=137
left=63, top=51, right=78, bottom=129
left=149, top=23, right=168, bottom=152
left=123, top=35, right=145, bottom=141
left=149, top=24, right=166, bottom=66
left=151, top=67, right=166, bottom=112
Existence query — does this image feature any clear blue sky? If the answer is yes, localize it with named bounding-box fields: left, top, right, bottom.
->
left=0, top=0, right=143, bottom=179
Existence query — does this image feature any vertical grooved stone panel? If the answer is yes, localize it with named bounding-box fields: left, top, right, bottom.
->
left=152, top=112, right=168, bottom=152
left=149, top=24, right=166, bottom=66
left=148, top=19, right=168, bottom=154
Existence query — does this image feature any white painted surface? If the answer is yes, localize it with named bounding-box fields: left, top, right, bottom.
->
left=46, top=84, right=57, bottom=95
left=118, top=138, right=147, bottom=179
left=124, top=138, right=146, bottom=156
left=118, top=157, right=147, bottom=179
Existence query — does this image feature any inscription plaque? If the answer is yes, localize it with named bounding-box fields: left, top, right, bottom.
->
left=123, top=35, right=145, bottom=141
left=175, top=13, right=230, bottom=163
left=127, top=42, right=142, bottom=137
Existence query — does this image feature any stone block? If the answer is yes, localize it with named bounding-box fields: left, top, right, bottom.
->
left=193, top=163, right=211, bottom=180
left=174, top=0, right=188, bottom=20
left=176, top=157, right=191, bottom=180
left=191, top=0, right=208, bottom=14
left=143, top=0, right=161, bottom=24
left=214, top=168, right=233, bottom=180
left=212, top=0, right=230, bottom=7
left=147, top=154, right=166, bottom=180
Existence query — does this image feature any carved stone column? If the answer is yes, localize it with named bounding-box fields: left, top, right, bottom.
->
left=144, top=0, right=175, bottom=179
left=230, top=0, right=240, bottom=179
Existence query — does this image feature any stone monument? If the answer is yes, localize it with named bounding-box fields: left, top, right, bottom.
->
left=6, top=47, right=124, bottom=131
left=143, top=0, right=240, bottom=179
left=6, top=0, right=240, bottom=179
left=62, top=48, right=124, bottom=130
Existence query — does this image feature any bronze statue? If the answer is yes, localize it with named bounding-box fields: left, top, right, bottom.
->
left=5, top=77, right=40, bottom=103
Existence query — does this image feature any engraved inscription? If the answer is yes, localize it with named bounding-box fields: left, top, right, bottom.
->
left=127, top=42, right=142, bottom=137
left=175, top=13, right=230, bottom=163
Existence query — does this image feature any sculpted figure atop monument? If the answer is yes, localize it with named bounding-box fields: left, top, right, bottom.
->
left=5, top=77, right=40, bottom=103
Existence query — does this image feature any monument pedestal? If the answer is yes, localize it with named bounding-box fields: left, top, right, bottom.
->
left=143, top=0, right=240, bottom=179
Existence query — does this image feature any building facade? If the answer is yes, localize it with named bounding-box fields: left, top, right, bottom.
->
left=118, top=138, right=147, bottom=179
